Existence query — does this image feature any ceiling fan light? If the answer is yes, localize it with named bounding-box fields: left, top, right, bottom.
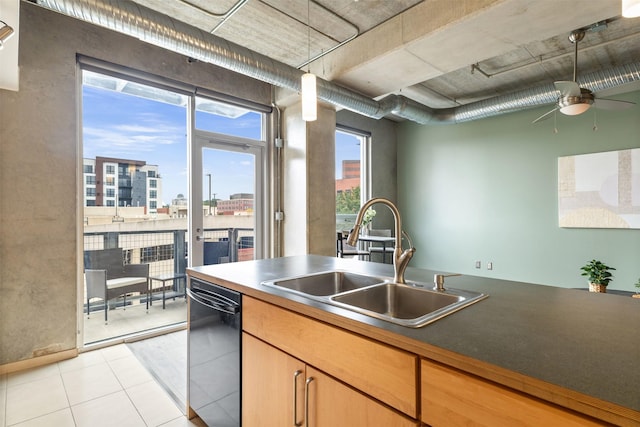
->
left=558, top=89, right=594, bottom=116
left=559, top=102, right=591, bottom=116
left=622, top=0, right=640, bottom=17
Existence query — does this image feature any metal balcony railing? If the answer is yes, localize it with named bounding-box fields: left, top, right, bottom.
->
left=84, top=227, right=254, bottom=277
left=83, top=227, right=254, bottom=315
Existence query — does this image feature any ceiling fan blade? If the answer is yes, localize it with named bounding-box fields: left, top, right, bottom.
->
left=532, top=106, right=559, bottom=124
left=593, top=98, right=636, bottom=111
left=554, top=81, right=580, bottom=97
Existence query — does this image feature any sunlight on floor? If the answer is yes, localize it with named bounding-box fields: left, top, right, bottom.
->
left=84, top=297, right=187, bottom=345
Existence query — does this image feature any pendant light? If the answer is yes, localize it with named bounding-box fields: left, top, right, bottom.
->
left=622, top=0, right=640, bottom=17
left=301, top=0, right=317, bottom=121
left=301, top=72, right=317, bottom=121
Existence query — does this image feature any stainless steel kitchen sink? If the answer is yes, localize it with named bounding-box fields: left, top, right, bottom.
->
left=330, top=282, right=486, bottom=327
left=262, top=271, right=383, bottom=296
left=261, top=271, right=487, bottom=328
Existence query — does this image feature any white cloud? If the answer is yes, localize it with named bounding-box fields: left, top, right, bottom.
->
left=83, top=116, right=185, bottom=157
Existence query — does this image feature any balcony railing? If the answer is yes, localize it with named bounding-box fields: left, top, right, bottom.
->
left=83, top=227, right=253, bottom=315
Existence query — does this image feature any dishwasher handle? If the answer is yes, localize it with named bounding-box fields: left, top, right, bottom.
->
left=187, top=287, right=240, bottom=314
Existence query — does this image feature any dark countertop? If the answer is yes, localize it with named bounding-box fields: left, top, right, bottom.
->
left=188, top=255, right=640, bottom=423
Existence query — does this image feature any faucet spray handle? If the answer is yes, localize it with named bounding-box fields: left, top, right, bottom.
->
left=433, top=273, right=461, bottom=292
left=346, top=224, right=361, bottom=246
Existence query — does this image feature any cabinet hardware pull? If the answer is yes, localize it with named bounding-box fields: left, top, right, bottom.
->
left=293, top=370, right=304, bottom=426
left=304, top=377, right=315, bottom=427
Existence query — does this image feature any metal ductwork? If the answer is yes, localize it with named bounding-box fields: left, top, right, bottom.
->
left=36, top=0, right=640, bottom=125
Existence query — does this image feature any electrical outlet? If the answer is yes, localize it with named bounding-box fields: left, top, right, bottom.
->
left=487, top=262, right=493, bottom=270
left=475, top=261, right=481, bottom=269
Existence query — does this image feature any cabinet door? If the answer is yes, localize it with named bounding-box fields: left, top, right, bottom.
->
left=421, top=360, right=604, bottom=427
left=242, top=333, right=306, bottom=426
left=307, top=366, right=419, bottom=427
left=244, top=296, right=417, bottom=417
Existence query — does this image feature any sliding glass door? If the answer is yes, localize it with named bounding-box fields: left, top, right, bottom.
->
left=80, top=67, right=266, bottom=346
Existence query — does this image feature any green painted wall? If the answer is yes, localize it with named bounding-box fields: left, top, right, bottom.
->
left=398, top=90, right=640, bottom=291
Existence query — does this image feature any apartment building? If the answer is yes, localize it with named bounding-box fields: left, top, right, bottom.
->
left=83, top=156, right=162, bottom=213
left=217, top=193, right=254, bottom=215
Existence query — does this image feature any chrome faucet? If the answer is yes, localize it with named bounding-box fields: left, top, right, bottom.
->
left=347, top=197, right=416, bottom=284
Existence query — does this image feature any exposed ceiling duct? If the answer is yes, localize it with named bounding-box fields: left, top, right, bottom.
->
left=35, top=0, right=640, bottom=125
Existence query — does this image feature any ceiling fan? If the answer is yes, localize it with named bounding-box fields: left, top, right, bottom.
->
left=532, top=30, right=635, bottom=124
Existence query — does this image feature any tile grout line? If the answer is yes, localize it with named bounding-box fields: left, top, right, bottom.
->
left=58, top=348, right=130, bottom=426
left=122, top=383, right=152, bottom=427
left=5, top=364, right=66, bottom=427
left=2, top=374, right=6, bottom=427
left=58, top=360, right=78, bottom=427
left=105, top=348, right=152, bottom=427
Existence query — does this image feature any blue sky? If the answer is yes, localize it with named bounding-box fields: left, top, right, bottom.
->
left=83, top=79, right=361, bottom=206
left=335, top=131, right=362, bottom=178
left=83, top=85, right=188, bottom=205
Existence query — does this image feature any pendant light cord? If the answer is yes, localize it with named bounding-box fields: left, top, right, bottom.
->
left=307, top=0, right=311, bottom=73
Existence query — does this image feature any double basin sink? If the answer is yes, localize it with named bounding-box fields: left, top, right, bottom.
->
left=262, top=271, right=487, bottom=328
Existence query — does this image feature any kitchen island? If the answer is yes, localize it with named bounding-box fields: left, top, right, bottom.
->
left=188, top=255, right=640, bottom=426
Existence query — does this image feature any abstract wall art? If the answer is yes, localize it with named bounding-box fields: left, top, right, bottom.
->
left=558, top=148, right=640, bottom=229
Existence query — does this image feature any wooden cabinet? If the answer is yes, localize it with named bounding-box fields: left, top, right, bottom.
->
left=242, top=295, right=609, bottom=427
left=243, top=333, right=417, bottom=427
left=420, top=359, right=604, bottom=427
left=306, top=366, right=417, bottom=427
left=242, top=333, right=305, bottom=426
left=243, top=296, right=417, bottom=417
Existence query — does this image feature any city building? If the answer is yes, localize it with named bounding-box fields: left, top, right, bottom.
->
left=217, top=193, right=254, bottom=215
left=336, top=160, right=360, bottom=194
left=166, top=193, right=188, bottom=218
left=83, top=156, right=162, bottom=214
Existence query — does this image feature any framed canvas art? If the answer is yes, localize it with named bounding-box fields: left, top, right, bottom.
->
left=558, top=148, right=640, bottom=229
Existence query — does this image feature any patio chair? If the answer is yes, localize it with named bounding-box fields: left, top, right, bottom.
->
left=336, top=231, right=370, bottom=260
left=85, top=263, right=149, bottom=323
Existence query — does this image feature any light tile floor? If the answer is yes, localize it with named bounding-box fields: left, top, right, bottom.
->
left=1, top=343, right=205, bottom=427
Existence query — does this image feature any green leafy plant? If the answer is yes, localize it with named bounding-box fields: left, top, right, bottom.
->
left=580, top=259, right=616, bottom=286
left=635, top=277, right=640, bottom=293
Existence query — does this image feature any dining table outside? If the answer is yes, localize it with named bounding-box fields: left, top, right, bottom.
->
left=358, top=234, right=395, bottom=264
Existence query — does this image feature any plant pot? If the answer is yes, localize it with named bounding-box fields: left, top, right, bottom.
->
left=589, top=283, right=607, bottom=293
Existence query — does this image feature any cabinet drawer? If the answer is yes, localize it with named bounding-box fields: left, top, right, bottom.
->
left=243, top=296, right=417, bottom=417
left=308, top=366, right=419, bottom=427
left=421, top=359, right=604, bottom=427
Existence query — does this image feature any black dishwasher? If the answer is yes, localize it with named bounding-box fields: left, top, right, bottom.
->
left=187, top=277, right=241, bottom=427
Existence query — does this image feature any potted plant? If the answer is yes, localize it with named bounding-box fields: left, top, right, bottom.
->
left=580, top=259, right=615, bottom=293
left=633, top=277, right=640, bottom=299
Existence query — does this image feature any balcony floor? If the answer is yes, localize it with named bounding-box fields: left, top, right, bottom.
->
left=84, top=295, right=187, bottom=345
